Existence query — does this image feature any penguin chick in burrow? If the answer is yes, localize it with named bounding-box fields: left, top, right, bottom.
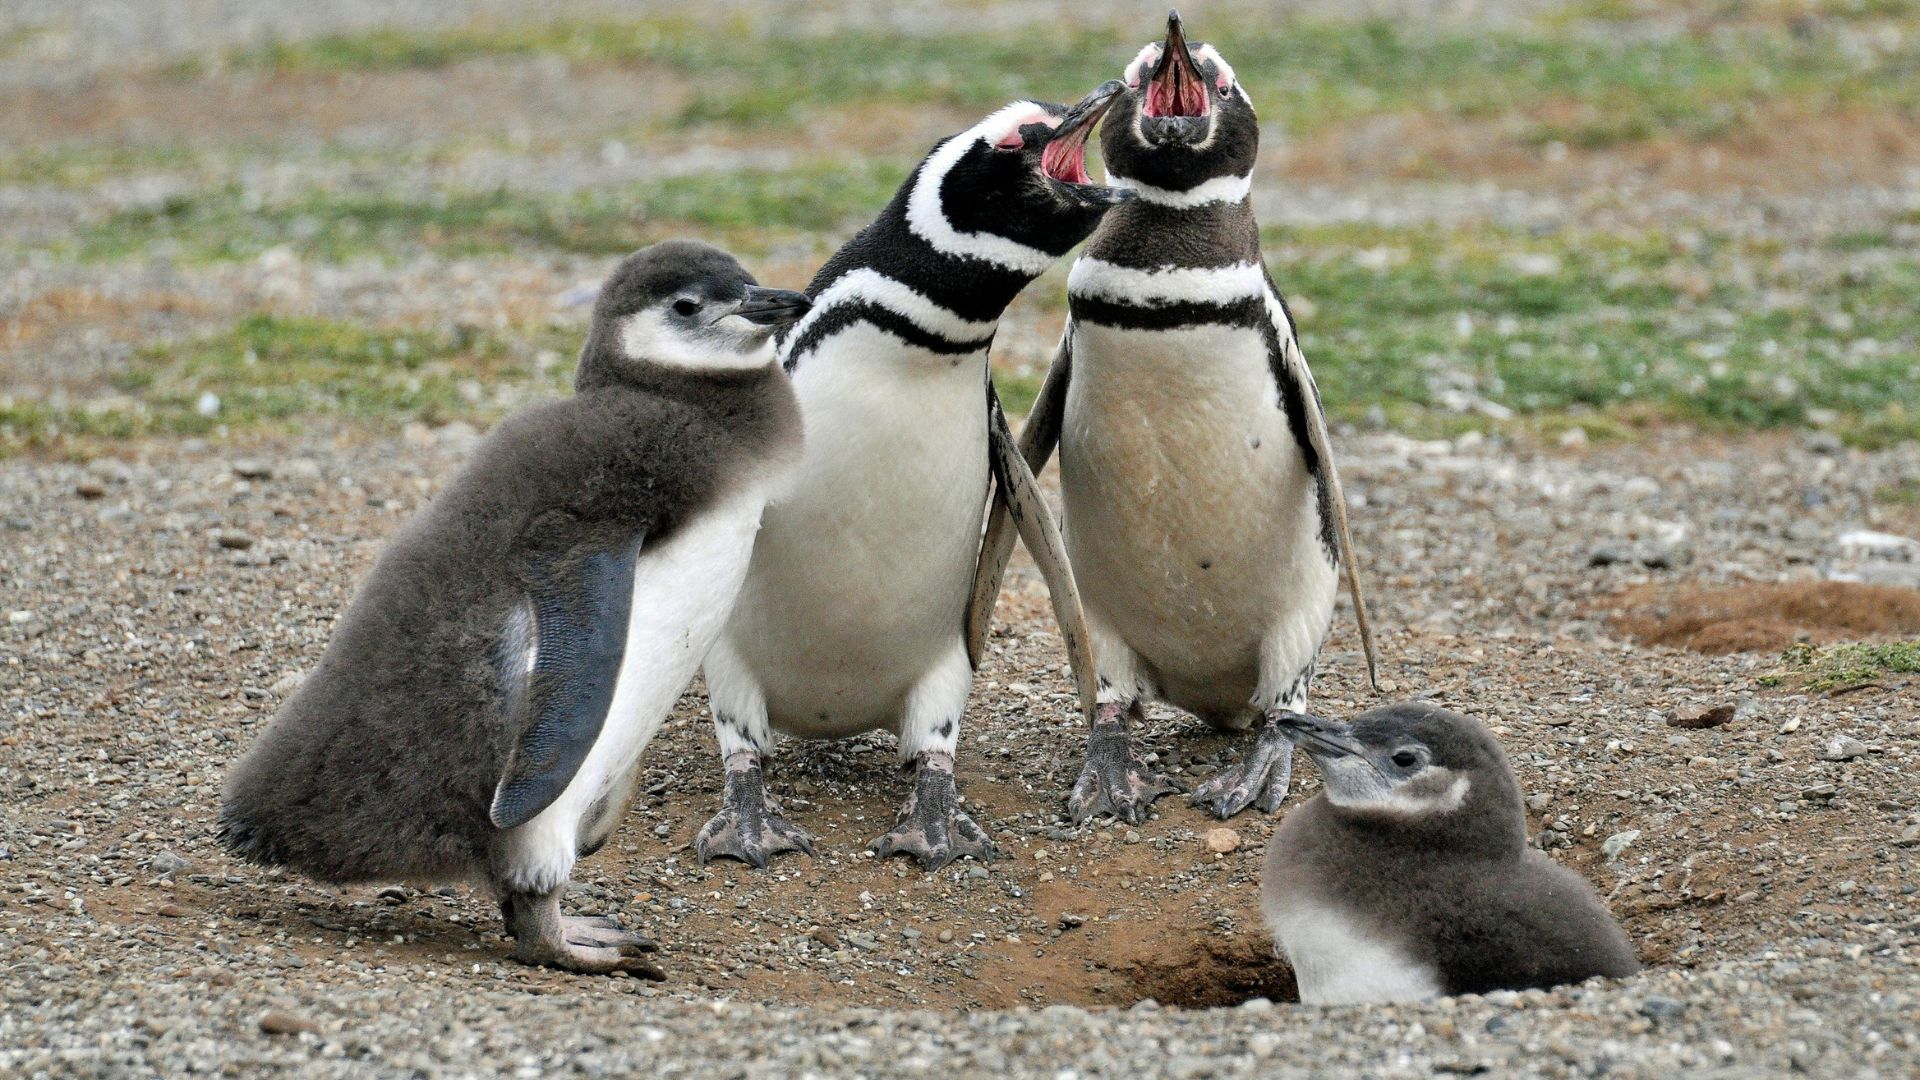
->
left=698, top=82, right=1131, bottom=871
left=970, top=11, right=1380, bottom=826
left=218, top=240, right=809, bottom=976
left=1262, top=703, right=1641, bottom=1004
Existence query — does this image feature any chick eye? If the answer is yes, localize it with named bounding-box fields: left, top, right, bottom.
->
left=672, top=298, right=701, bottom=317
left=1391, top=750, right=1420, bottom=769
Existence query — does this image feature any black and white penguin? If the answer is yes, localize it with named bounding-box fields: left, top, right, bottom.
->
left=697, top=83, right=1131, bottom=870
left=1262, top=703, right=1641, bottom=1003
left=970, top=12, right=1379, bottom=825
left=218, top=241, right=809, bottom=976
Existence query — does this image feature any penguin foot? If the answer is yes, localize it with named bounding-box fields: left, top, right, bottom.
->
left=1067, top=710, right=1181, bottom=825
left=871, top=752, right=999, bottom=871
left=501, top=890, right=664, bottom=979
left=695, top=753, right=816, bottom=869
left=1190, top=715, right=1296, bottom=818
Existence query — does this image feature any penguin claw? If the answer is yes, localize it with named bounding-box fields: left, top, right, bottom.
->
left=695, top=758, right=817, bottom=869
left=1067, top=716, right=1181, bottom=825
left=501, top=891, right=666, bottom=980
left=561, top=916, right=658, bottom=953
left=1189, top=719, right=1296, bottom=819
left=695, top=806, right=816, bottom=869
left=870, top=755, right=1000, bottom=871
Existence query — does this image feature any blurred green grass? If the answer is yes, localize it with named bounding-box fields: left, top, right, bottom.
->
left=14, top=212, right=1916, bottom=455
left=185, top=15, right=1920, bottom=147
left=8, top=8, right=1917, bottom=453
left=1265, top=223, right=1920, bottom=446
left=1761, top=640, right=1920, bottom=691
left=0, top=315, right=574, bottom=453
left=76, top=162, right=907, bottom=263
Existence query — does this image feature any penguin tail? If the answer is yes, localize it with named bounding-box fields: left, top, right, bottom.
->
left=214, top=796, right=289, bottom=870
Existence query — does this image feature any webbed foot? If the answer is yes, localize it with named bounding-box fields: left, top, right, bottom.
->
left=1190, top=709, right=1297, bottom=818
left=501, top=890, right=663, bottom=979
left=871, top=752, right=999, bottom=871
left=696, top=752, right=817, bottom=869
left=1067, top=704, right=1181, bottom=825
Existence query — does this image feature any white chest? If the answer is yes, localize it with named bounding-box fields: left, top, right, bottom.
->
left=779, top=323, right=991, bottom=539
left=1267, top=897, right=1443, bottom=1005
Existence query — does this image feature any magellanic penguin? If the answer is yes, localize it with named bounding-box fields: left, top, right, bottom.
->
left=971, top=12, right=1380, bottom=825
left=218, top=241, right=810, bottom=976
left=698, top=83, right=1132, bottom=871
left=1262, top=703, right=1641, bottom=1004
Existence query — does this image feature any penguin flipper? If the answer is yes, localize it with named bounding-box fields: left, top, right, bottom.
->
left=980, top=378, right=1098, bottom=719
left=965, top=332, right=1071, bottom=669
left=1261, top=281, right=1382, bottom=691
left=490, top=533, right=645, bottom=831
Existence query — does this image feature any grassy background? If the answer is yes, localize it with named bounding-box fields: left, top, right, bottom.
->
left=4, top=2, right=1919, bottom=453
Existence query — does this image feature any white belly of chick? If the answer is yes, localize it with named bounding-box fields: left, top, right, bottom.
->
left=1267, top=895, right=1443, bottom=1005
left=501, top=482, right=773, bottom=893
left=1060, top=318, right=1336, bottom=703
left=724, top=323, right=991, bottom=736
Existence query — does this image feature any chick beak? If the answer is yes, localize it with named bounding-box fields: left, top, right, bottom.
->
left=730, top=286, right=812, bottom=328
left=1271, top=711, right=1368, bottom=759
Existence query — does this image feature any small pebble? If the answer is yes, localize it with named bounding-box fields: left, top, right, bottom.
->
left=257, top=1011, right=321, bottom=1037
left=214, top=530, right=257, bottom=551
left=1639, top=996, right=1686, bottom=1023
left=1823, top=736, right=1867, bottom=762
left=1601, top=830, right=1640, bottom=861
left=149, top=851, right=191, bottom=875
left=1203, top=828, right=1241, bottom=854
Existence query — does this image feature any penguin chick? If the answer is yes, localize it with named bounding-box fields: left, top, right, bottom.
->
left=218, top=240, right=808, bottom=977
left=1262, top=703, right=1641, bottom=1004
left=696, top=83, right=1131, bottom=872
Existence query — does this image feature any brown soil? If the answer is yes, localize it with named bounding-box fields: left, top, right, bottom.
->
left=1607, top=580, right=1920, bottom=655
left=1275, top=104, right=1920, bottom=195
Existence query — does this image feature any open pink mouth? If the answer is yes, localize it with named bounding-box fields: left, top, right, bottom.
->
left=1142, top=47, right=1209, bottom=119
left=1041, top=128, right=1094, bottom=185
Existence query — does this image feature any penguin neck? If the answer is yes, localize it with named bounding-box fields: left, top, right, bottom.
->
left=574, top=343, right=784, bottom=403
left=777, top=195, right=1050, bottom=369
left=820, top=196, right=1043, bottom=321
left=1083, top=192, right=1261, bottom=268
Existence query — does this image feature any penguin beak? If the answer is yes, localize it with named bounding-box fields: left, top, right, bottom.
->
left=730, top=286, right=812, bottom=328
left=1040, top=80, right=1133, bottom=207
left=1272, top=711, right=1368, bottom=759
left=1145, top=11, right=1207, bottom=117
left=1140, top=10, right=1211, bottom=146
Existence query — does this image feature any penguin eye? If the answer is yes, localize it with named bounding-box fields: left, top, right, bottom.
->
left=1390, top=750, right=1421, bottom=769
left=994, top=130, right=1025, bottom=151
left=672, top=298, right=701, bottom=317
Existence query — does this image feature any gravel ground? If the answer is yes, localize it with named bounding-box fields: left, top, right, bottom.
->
left=5, top=1, right=1920, bottom=1077
left=3, top=428, right=1918, bottom=1077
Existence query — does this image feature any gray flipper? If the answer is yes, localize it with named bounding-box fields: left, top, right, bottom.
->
left=965, top=332, right=1071, bottom=669
left=981, top=376, right=1097, bottom=720
left=489, top=534, right=645, bottom=831
left=1262, top=281, right=1381, bottom=690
